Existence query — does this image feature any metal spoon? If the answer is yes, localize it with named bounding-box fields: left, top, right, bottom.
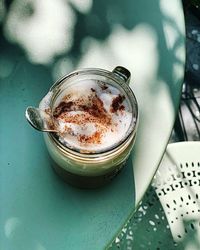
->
left=25, top=106, right=57, bottom=133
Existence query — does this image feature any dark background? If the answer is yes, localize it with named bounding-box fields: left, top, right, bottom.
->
left=173, top=0, right=200, bottom=141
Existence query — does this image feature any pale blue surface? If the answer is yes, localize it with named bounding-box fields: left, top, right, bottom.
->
left=0, top=0, right=185, bottom=249
left=0, top=59, right=135, bottom=250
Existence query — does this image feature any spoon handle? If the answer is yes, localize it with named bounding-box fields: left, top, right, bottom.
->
left=25, top=107, right=57, bottom=133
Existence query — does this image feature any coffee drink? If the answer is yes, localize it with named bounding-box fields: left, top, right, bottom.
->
left=40, top=79, right=135, bottom=153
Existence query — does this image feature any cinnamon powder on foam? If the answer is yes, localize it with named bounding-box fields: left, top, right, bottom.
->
left=53, top=86, right=126, bottom=146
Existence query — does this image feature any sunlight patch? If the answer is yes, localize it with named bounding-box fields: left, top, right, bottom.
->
left=4, top=0, right=76, bottom=64
left=5, top=217, right=21, bottom=238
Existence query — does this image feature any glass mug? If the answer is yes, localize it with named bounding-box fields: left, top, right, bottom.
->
left=28, top=66, right=139, bottom=188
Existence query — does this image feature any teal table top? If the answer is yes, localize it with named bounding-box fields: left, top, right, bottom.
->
left=0, top=0, right=185, bottom=249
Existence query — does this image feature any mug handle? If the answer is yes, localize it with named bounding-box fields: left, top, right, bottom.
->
left=112, top=66, right=131, bottom=85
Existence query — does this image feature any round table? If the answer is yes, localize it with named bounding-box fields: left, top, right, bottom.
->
left=0, top=0, right=185, bottom=249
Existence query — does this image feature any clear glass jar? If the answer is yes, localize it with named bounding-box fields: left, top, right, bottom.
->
left=43, top=66, right=139, bottom=188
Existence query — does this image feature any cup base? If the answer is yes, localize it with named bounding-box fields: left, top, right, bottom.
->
left=51, top=161, right=126, bottom=189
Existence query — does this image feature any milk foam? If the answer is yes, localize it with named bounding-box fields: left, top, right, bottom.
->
left=40, top=79, right=133, bottom=153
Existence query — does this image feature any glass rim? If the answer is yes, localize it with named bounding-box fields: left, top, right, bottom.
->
left=48, top=68, right=139, bottom=155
